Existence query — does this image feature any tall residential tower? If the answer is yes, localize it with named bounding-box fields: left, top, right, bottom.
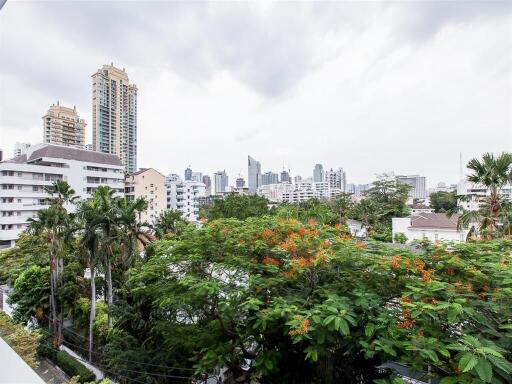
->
left=43, top=103, right=86, bottom=148
left=92, top=64, right=137, bottom=173
left=248, top=156, right=261, bottom=194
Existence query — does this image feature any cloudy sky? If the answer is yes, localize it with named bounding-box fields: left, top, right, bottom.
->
left=0, top=1, right=511, bottom=186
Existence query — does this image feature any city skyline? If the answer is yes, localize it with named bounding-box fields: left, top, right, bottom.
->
left=1, top=2, right=511, bottom=186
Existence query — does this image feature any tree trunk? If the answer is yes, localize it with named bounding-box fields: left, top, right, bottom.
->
left=50, top=253, right=58, bottom=339
left=106, top=258, right=113, bottom=328
left=89, top=264, right=96, bottom=363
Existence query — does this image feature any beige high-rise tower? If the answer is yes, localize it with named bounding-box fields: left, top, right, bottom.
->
left=43, top=102, right=86, bottom=148
left=92, top=63, right=137, bottom=173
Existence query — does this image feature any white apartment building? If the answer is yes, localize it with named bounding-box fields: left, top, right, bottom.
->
left=166, top=179, right=206, bottom=222
left=457, top=179, right=512, bottom=211
left=0, top=144, right=124, bottom=248
left=125, top=168, right=166, bottom=224
left=392, top=213, right=468, bottom=244
left=259, top=181, right=341, bottom=203
left=325, top=168, right=346, bottom=192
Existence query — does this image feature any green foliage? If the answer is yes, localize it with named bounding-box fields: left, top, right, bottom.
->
left=200, top=193, right=271, bottom=221
left=430, top=191, right=457, bottom=213
left=8, top=265, right=50, bottom=323
left=153, top=209, right=188, bottom=239
left=0, top=232, right=47, bottom=284
left=393, top=232, right=407, bottom=244
left=120, top=218, right=512, bottom=383
left=0, top=312, right=41, bottom=368
left=55, top=350, right=96, bottom=383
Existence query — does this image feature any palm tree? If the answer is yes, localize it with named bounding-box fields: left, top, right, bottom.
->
left=153, top=209, right=186, bottom=239
left=45, top=179, right=78, bottom=210
left=460, top=152, right=512, bottom=237
left=330, top=193, right=354, bottom=225
left=75, top=199, right=102, bottom=362
left=91, top=186, right=118, bottom=328
left=27, top=206, right=68, bottom=343
left=115, top=196, right=151, bottom=270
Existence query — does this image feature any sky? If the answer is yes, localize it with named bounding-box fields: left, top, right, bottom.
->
left=0, top=1, right=511, bottom=187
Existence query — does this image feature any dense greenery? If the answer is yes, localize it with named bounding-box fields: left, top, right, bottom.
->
left=430, top=191, right=458, bottom=213
left=1, top=153, right=511, bottom=384
left=0, top=312, right=41, bottom=369
left=55, top=350, right=96, bottom=383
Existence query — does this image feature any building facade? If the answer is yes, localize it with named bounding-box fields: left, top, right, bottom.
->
left=396, top=175, right=427, bottom=201
left=214, top=170, right=229, bottom=194
left=92, top=64, right=137, bottom=173
left=325, top=168, right=346, bottom=192
left=166, top=178, right=206, bottom=221
left=43, top=103, right=86, bottom=148
left=236, top=177, right=245, bottom=188
left=202, top=175, right=212, bottom=196
left=248, top=156, right=261, bottom=194
left=313, top=164, right=324, bottom=183
left=0, top=144, right=124, bottom=248
left=280, top=170, right=291, bottom=184
left=125, top=168, right=166, bottom=224
left=262, top=171, right=279, bottom=186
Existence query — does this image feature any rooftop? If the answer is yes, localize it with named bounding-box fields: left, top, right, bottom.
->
left=410, top=212, right=460, bottom=229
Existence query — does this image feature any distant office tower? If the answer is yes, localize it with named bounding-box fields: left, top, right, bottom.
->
left=396, top=175, right=427, bottom=200
left=92, top=63, right=137, bottom=173
left=294, top=175, right=302, bottom=183
left=0, top=148, right=3, bottom=162
left=191, top=172, right=202, bottom=182
left=214, top=170, right=229, bottom=194
left=280, top=170, right=291, bottom=183
left=202, top=175, right=212, bottom=196
left=325, top=168, right=346, bottom=191
left=13, top=142, right=31, bottom=158
left=248, top=156, right=261, bottom=194
left=236, top=177, right=246, bottom=188
left=84, top=144, right=93, bottom=151
left=313, top=164, right=324, bottom=182
left=43, top=103, right=86, bottom=148
left=262, top=171, right=279, bottom=185
left=184, top=166, right=192, bottom=181
left=347, top=183, right=370, bottom=196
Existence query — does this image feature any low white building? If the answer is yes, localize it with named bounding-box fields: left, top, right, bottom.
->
left=258, top=181, right=342, bottom=203
left=457, top=180, right=512, bottom=211
left=0, top=143, right=124, bottom=248
left=166, top=178, right=206, bottom=221
left=392, top=213, right=468, bottom=243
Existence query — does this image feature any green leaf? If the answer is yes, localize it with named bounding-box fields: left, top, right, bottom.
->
left=459, top=353, right=478, bottom=373
left=338, top=318, right=350, bottom=336
left=365, top=323, right=375, bottom=337
left=488, top=355, right=512, bottom=374
left=323, top=315, right=336, bottom=326
left=474, top=359, right=492, bottom=383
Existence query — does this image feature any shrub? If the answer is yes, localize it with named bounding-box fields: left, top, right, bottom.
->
left=393, top=232, right=407, bottom=244
left=55, top=350, right=96, bottom=383
left=0, top=312, right=41, bottom=368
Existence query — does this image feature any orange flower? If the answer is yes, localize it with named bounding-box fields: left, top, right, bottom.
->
left=262, top=256, right=281, bottom=266
left=289, top=316, right=310, bottom=336
left=307, top=219, right=317, bottom=226
left=355, top=241, right=367, bottom=249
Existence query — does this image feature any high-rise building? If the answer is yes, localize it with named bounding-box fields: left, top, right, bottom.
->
left=396, top=175, right=427, bottom=200
left=191, top=172, right=203, bottom=182
left=313, top=164, right=324, bottom=182
left=248, top=156, right=261, bottom=194
left=325, top=168, right=346, bottom=192
left=0, top=148, right=3, bottom=162
left=0, top=144, right=125, bottom=248
left=262, top=171, right=279, bottom=185
left=214, top=170, right=229, bottom=194
left=84, top=144, right=93, bottom=151
left=92, top=63, right=137, bottom=173
left=236, top=176, right=245, bottom=188
left=43, top=103, right=86, bottom=148
left=280, top=170, right=291, bottom=184
left=13, top=143, right=31, bottom=158
left=125, top=168, right=166, bottom=224
left=184, top=166, right=192, bottom=181
left=294, top=175, right=302, bottom=183
left=202, top=175, right=212, bottom=196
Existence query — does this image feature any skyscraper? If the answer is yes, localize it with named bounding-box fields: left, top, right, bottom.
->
left=92, top=64, right=137, bottom=173
left=184, top=166, right=192, bottom=181
left=236, top=176, right=246, bottom=188
left=43, top=103, right=86, bottom=148
left=248, top=156, right=261, bottom=194
left=202, top=175, right=212, bottom=196
left=262, top=171, right=279, bottom=185
left=396, top=175, right=427, bottom=200
left=313, top=164, right=324, bottom=182
left=280, top=170, right=291, bottom=183
left=214, top=170, right=229, bottom=194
